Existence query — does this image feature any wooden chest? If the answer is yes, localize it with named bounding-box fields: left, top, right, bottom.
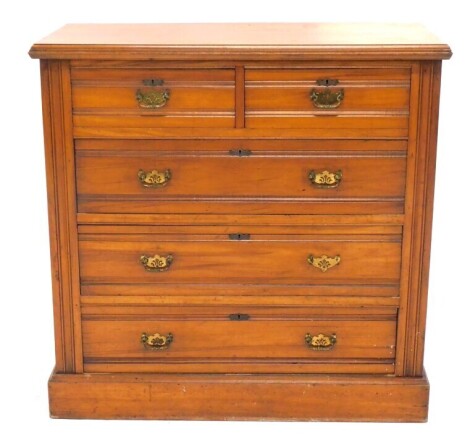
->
left=29, top=23, right=451, bottom=421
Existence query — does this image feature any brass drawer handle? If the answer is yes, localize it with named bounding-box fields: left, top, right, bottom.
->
left=307, top=254, right=341, bottom=272
left=138, top=169, right=171, bottom=188
left=308, top=170, right=342, bottom=188
left=136, top=89, right=170, bottom=108
left=310, top=88, right=344, bottom=109
left=141, top=332, right=173, bottom=350
left=305, top=333, right=337, bottom=350
left=140, top=254, right=173, bottom=272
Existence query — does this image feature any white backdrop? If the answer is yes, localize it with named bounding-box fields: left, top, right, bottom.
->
left=0, top=1, right=468, bottom=443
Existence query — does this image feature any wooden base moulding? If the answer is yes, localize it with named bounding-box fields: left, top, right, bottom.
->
left=48, top=370, right=429, bottom=422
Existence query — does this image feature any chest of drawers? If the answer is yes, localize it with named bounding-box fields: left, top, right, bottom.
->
left=29, top=23, right=451, bottom=422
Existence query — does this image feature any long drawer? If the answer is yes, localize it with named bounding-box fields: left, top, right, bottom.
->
left=82, top=308, right=397, bottom=374
left=76, top=139, right=407, bottom=215
left=79, top=230, right=402, bottom=290
left=76, top=153, right=406, bottom=199
left=245, top=68, right=410, bottom=137
left=71, top=68, right=235, bottom=128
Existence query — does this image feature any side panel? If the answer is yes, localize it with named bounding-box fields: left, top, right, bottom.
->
left=40, top=60, right=82, bottom=372
left=396, top=61, right=442, bottom=376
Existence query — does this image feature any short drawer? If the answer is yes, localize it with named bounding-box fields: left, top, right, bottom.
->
left=245, top=68, right=410, bottom=137
left=71, top=68, right=235, bottom=128
left=82, top=310, right=397, bottom=373
left=78, top=231, right=402, bottom=290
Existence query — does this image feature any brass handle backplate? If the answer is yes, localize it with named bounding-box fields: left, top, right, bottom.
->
left=305, top=333, right=337, bottom=350
left=140, top=254, right=173, bottom=272
left=136, top=89, right=170, bottom=108
left=138, top=169, right=171, bottom=188
left=141, top=332, right=173, bottom=350
left=307, top=254, right=341, bottom=272
left=308, top=170, right=342, bottom=188
left=310, top=88, right=344, bottom=109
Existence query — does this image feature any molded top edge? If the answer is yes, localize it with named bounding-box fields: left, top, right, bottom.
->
left=29, top=23, right=452, bottom=60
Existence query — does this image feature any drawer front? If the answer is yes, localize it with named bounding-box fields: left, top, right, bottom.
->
left=82, top=312, right=397, bottom=373
left=76, top=152, right=406, bottom=202
left=76, top=139, right=406, bottom=215
left=79, top=232, right=401, bottom=288
left=71, top=68, right=235, bottom=128
left=246, top=68, right=410, bottom=136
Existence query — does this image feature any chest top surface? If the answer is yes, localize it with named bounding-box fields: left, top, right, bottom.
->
left=29, top=23, right=451, bottom=60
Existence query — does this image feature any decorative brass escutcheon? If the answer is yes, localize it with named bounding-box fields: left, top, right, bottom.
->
left=136, top=89, right=170, bottom=108
left=142, top=78, right=164, bottom=86
left=228, top=233, right=251, bottom=241
left=308, top=170, right=342, bottom=188
left=307, top=254, right=341, bottom=272
left=140, top=254, right=173, bottom=272
left=138, top=169, right=172, bottom=188
left=141, top=332, right=173, bottom=350
left=228, top=149, right=252, bottom=157
left=305, top=333, right=337, bottom=350
left=316, top=78, right=339, bottom=87
left=228, top=313, right=250, bottom=321
left=310, top=88, right=344, bottom=109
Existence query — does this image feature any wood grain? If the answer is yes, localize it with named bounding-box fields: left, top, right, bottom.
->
left=71, top=68, right=235, bottom=128
left=80, top=284, right=400, bottom=301
left=30, top=23, right=450, bottom=422
left=81, top=307, right=398, bottom=375
left=76, top=152, right=406, bottom=204
left=72, top=67, right=235, bottom=82
left=48, top=371, right=430, bottom=421
left=247, top=87, right=409, bottom=110
left=83, top=361, right=395, bottom=374
left=72, top=125, right=410, bottom=139
left=77, top=222, right=403, bottom=234
left=78, top=199, right=404, bottom=215
left=75, top=138, right=408, bottom=152
left=72, top=68, right=235, bottom=131
left=395, top=61, right=443, bottom=376
left=235, top=66, right=245, bottom=128
left=246, top=68, right=410, bottom=112
left=76, top=213, right=405, bottom=227
left=81, top=316, right=397, bottom=373
left=246, top=67, right=411, bottom=82
left=78, top=233, right=402, bottom=287
left=29, top=23, right=451, bottom=60
left=40, top=60, right=82, bottom=373
left=245, top=115, right=409, bottom=135
left=80, top=305, right=399, bottom=317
